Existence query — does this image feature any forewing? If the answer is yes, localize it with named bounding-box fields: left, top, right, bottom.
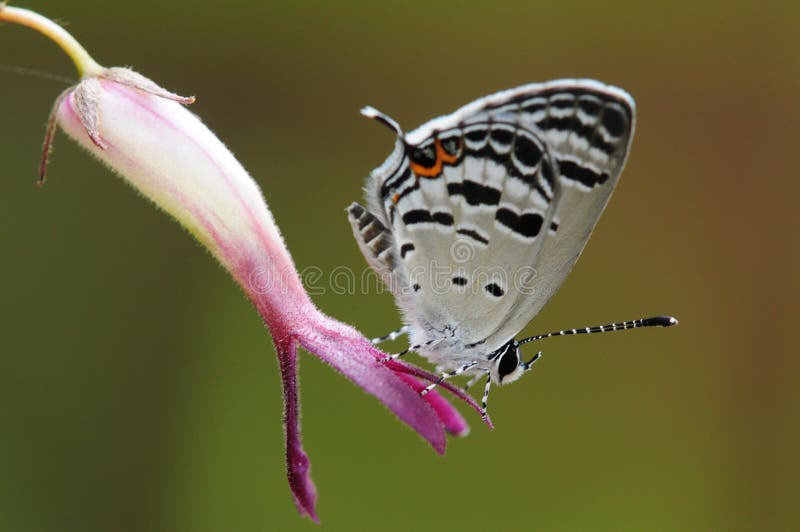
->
left=479, top=81, right=636, bottom=346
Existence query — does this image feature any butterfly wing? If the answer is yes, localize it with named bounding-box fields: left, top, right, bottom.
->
left=355, top=79, right=635, bottom=356
left=456, top=80, right=636, bottom=349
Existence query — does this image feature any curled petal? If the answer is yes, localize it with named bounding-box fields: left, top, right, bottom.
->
left=72, top=77, right=106, bottom=148
left=102, top=67, right=196, bottom=104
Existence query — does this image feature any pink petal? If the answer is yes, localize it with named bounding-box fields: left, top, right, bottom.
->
left=294, top=312, right=448, bottom=454
left=387, top=360, right=494, bottom=430
left=395, top=373, right=469, bottom=437
left=274, top=335, right=318, bottom=523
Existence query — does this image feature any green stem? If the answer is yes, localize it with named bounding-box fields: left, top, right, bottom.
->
left=0, top=4, right=104, bottom=78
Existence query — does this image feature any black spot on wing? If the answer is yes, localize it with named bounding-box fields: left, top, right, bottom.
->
left=601, top=105, right=628, bottom=137
left=400, top=243, right=415, bottom=258
left=447, top=180, right=501, bottom=206
left=410, top=144, right=437, bottom=168
left=402, top=210, right=430, bottom=225
left=512, top=134, right=542, bottom=168
left=433, top=212, right=454, bottom=226
left=558, top=159, right=609, bottom=187
left=485, top=283, right=505, bottom=297
left=402, top=209, right=454, bottom=227
left=456, top=228, right=489, bottom=245
left=465, top=128, right=487, bottom=143
left=452, top=276, right=468, bottom=286
left=495, top=208, right=543, bottom=238
left=577, top=96, right=601, bottom=115
left=490, top=128, right=513, bottom=146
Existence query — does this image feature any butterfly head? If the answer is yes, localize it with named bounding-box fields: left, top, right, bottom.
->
left=489, top=339, right=536, bottom=385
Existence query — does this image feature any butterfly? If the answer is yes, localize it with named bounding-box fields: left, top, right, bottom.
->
left=348, top=79, right=677, bottom=419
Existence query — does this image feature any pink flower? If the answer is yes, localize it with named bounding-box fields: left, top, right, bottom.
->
left=0, top=5, right=489, bottom=522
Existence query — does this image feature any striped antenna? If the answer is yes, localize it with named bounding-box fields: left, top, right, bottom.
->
left=517, top=316, right=678, bottom=345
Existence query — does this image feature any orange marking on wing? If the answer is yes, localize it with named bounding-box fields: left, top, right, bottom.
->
left=409, top=158, right=442, bottom=178
left=408, top=139, right=461, bottom=178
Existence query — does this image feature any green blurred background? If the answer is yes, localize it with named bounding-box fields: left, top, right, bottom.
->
left=1, top=1, right=797, bottom=530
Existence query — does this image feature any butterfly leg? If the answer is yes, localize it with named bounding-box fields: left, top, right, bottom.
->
left=370, top=325, right=410, bottom=345
left=480, top=373, right=492, bottom=421
left=463, top=371, right=485, bottom=392
left=378, top=343, right=421, bottom=363
left=378, top=338, right=438, bottom=363
left=420, top=362, right=478, bottom=396
left=522, top=351, right=543, bottom=372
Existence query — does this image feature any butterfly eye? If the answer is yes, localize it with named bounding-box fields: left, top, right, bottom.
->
left=497, top=348, right=520, bottom=379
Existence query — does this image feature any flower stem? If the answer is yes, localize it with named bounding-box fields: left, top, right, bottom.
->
left=0, top=4, right=104, bottom=78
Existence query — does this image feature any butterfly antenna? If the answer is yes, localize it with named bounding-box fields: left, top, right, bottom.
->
left=517, top=316, right=678, bottom=346
left=361, top=106, right=404, bottom=137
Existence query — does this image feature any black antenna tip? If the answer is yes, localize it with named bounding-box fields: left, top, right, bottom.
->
left=643, top=316, right=679, bottom=327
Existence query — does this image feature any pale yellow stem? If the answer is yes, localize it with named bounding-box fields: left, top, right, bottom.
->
left=0, top=4, right=104, bottom=78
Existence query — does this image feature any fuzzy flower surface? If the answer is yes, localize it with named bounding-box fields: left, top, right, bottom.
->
left=0, top=5, right=489, bottom=522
